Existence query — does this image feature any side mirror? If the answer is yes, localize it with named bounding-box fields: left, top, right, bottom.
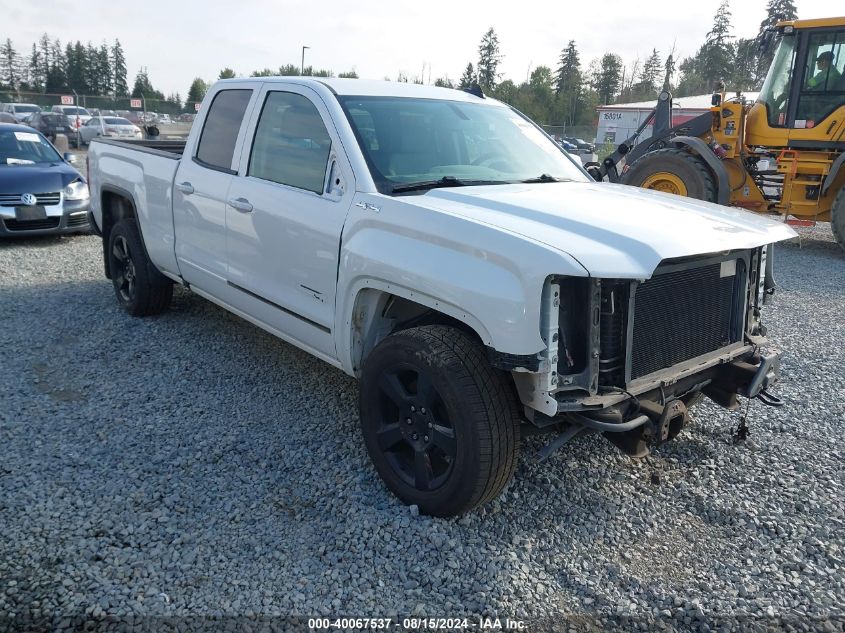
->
left=64, top=152, right=79, bottom=165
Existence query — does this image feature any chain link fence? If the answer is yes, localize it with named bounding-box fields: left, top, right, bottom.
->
left=0, top=90, right=188, bottom=116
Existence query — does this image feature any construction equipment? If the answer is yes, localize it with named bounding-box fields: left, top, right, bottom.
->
left=591, top=17, right=845, bottom=250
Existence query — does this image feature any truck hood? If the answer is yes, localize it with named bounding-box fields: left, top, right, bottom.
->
left=416, top=181, right=797, bottom=278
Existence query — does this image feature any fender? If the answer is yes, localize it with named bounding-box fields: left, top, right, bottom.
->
left=672, top=135, right=731, bottom=205
left=334, top=200, right=588, bottom=376
left=822, top=151, right=845, bottom=196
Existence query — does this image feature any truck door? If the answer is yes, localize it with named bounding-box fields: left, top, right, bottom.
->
left=224, top=85, right=354, bottom=360
left=172, top=87, right=256, bottom=293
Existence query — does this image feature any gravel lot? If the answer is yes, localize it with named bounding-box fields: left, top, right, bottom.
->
left=1, top=226, right=843, bottom=632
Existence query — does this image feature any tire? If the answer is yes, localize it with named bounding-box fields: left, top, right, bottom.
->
left=622, top=148, right=717, bottom=202
left=359, top=325, right=521, bottom=517
left=107, top=219, right=173, bottom=316
left=831, top=186, right=845, bottom=252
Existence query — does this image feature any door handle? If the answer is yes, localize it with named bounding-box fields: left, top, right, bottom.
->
left=227, top=197, right=253, bottom=213
left=175, top=181, right=194, bottom=195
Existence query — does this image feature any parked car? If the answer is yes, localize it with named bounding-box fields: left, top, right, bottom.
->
left=157, top=114, right=172, bottom=124
left=88, top=78, right=794, bottom=517
left=2, top=103, right=42, bottom=122
left=27, top=112, right=73, bottom=142
left=90, top=109, right=117, bottom=117
left=77, top=116, right=142, bottom=146
left=0, top=123, right=90, bottom=236
left=50, top=105, right=92, bottom=129
left=563, top=136, right=595, bottom=153
left=176, top=113, right=196, bottom=123
left=121, top=111, right=144, bottom=125
left=0, top=112, right=16, bottom=124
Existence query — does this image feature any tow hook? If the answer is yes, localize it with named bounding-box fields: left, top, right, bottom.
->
left=756, top=389, right=784, bottom=407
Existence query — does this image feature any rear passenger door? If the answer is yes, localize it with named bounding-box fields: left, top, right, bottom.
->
left=225, top=85, right=354, bottom=360
left=172, top=87, right=256, bottom=294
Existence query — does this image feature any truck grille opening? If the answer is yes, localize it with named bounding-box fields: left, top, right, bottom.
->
left=630, top=259, right=744, bottom=380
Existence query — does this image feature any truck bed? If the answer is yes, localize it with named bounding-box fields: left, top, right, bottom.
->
left=90, top=137, right=186, bottom=157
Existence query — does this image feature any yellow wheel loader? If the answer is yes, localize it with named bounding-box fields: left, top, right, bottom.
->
left=591, top=17, right=845, bottom=250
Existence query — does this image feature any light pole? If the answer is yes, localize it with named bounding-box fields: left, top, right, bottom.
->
left=301, top=46, right=310, bottom=76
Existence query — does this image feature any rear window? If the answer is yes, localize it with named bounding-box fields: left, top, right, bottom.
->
left=61, top=107, right=90, bottom=115
left=195, top=89, right=252, bottom=171
left=104, top=117, right=132, bottom=125
left=17, top=105, right=41, bottom=113
left=42, top=114, right=66, bottom=122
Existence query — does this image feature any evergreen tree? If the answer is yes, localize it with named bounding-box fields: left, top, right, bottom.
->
left=700, top=0, right=736, bottom=91
left=476, top=28, right=502, bottom=90
left=132, top=67, right=163, bottom=99
left=338, top=70, right=359, bottom=78
left=434, top=76, right=454, bottom=88
left=278, top=64, right=300, bottom=76
left=97, top=43, right=112, bottom=95
left=112, top=40, right=128, bottom=96
left=756, top=0, right=798, bottom=77
left=84, top=42, right=98, bottom=93
left=733, top=38, right=759, bottom=90
left=218, top=67, right=237, bottom=79
left=45, top=39, right=67, bottom=93
left=554, top=41, right=583, bottom=125
left=0, top=38, right=23, bottom=90
left=634, top=48, right=662, bottom=98
left=458, top=62, right=476, bottom=89
left=186, top=77, right=208, bottom=105
left=28, top=43, right=43, bottom=91
left=595, top=53, right=623, bottom=105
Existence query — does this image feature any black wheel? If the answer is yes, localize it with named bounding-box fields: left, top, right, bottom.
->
left=107, top=219, right=173, bottom=316
left=831, top=186, right=845, bottom=252
left=622, top=148, right=717, bottom=202
left=359, top=325, right=521, bottom=517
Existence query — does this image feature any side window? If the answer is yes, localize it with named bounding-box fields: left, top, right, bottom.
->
left=796, top=31, right=845, bottom=125
left=247, top=91, right=332, bottom=194
left=195, top=89, right=252, bottom=171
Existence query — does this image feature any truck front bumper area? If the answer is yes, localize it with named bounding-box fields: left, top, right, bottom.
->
left=533, top=349, right=783, bottom=459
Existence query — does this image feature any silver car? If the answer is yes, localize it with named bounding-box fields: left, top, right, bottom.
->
left=77, top=116, right=143, bottom=146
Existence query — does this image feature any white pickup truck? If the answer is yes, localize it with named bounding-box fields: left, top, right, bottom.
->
left=88, top=78, right=795, bottom=517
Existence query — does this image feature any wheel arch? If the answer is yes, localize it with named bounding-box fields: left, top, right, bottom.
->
left=100, top=186, right=138, bottom=279
left=343, top=283, right=493, bottom=377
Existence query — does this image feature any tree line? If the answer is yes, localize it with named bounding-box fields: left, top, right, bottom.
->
left=0, top=0, right=797, bottom=122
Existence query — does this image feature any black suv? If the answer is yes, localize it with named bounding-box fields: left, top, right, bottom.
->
left=27, top=113, right=73, bottom=143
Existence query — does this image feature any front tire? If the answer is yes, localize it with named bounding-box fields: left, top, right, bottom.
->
left=107, top=219, right=173, bottom=316
left=622, top=148, right=717, bottom=202
left=359, top=325, right=521, bottom=517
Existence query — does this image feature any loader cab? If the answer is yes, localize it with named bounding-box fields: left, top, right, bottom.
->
left=747, top=17, right=845, bottom=148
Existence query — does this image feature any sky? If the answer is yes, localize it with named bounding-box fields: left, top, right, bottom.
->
left=3, top=0, right=836, bottom=97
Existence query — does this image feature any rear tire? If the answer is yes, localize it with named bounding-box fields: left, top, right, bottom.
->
left=359, top=325, right=521, bottom=517
left=622, top=148, right=717, bottom=202
left=107, top=219, right=173, bottom=316
left=831, top=186, right=845, bottom=252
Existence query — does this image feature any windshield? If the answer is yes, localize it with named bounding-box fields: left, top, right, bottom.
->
left=758, top=34, right=796, bottom=127
left=337, top=96, right=588, bottom=194
left=0, top=129, right=62, bottom=165
left=104, top=117, right=132, bottom=125
left=63, top=107, right=90, bottom=116
left=17, top=105, right=41, bottom=113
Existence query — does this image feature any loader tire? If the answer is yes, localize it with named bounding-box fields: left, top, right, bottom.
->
left=832, top=186, right=845, bottom=252
left=622, top=148, right=717, bottom=203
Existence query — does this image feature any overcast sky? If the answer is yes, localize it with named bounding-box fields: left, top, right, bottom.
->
left=4, top=0, right=834, bottom=96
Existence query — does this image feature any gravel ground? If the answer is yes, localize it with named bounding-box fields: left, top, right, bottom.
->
left=0, top=225, right=843, bottom=632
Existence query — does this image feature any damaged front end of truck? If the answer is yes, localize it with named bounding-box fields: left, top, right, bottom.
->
left=509, top=245, right=783, bottom=459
